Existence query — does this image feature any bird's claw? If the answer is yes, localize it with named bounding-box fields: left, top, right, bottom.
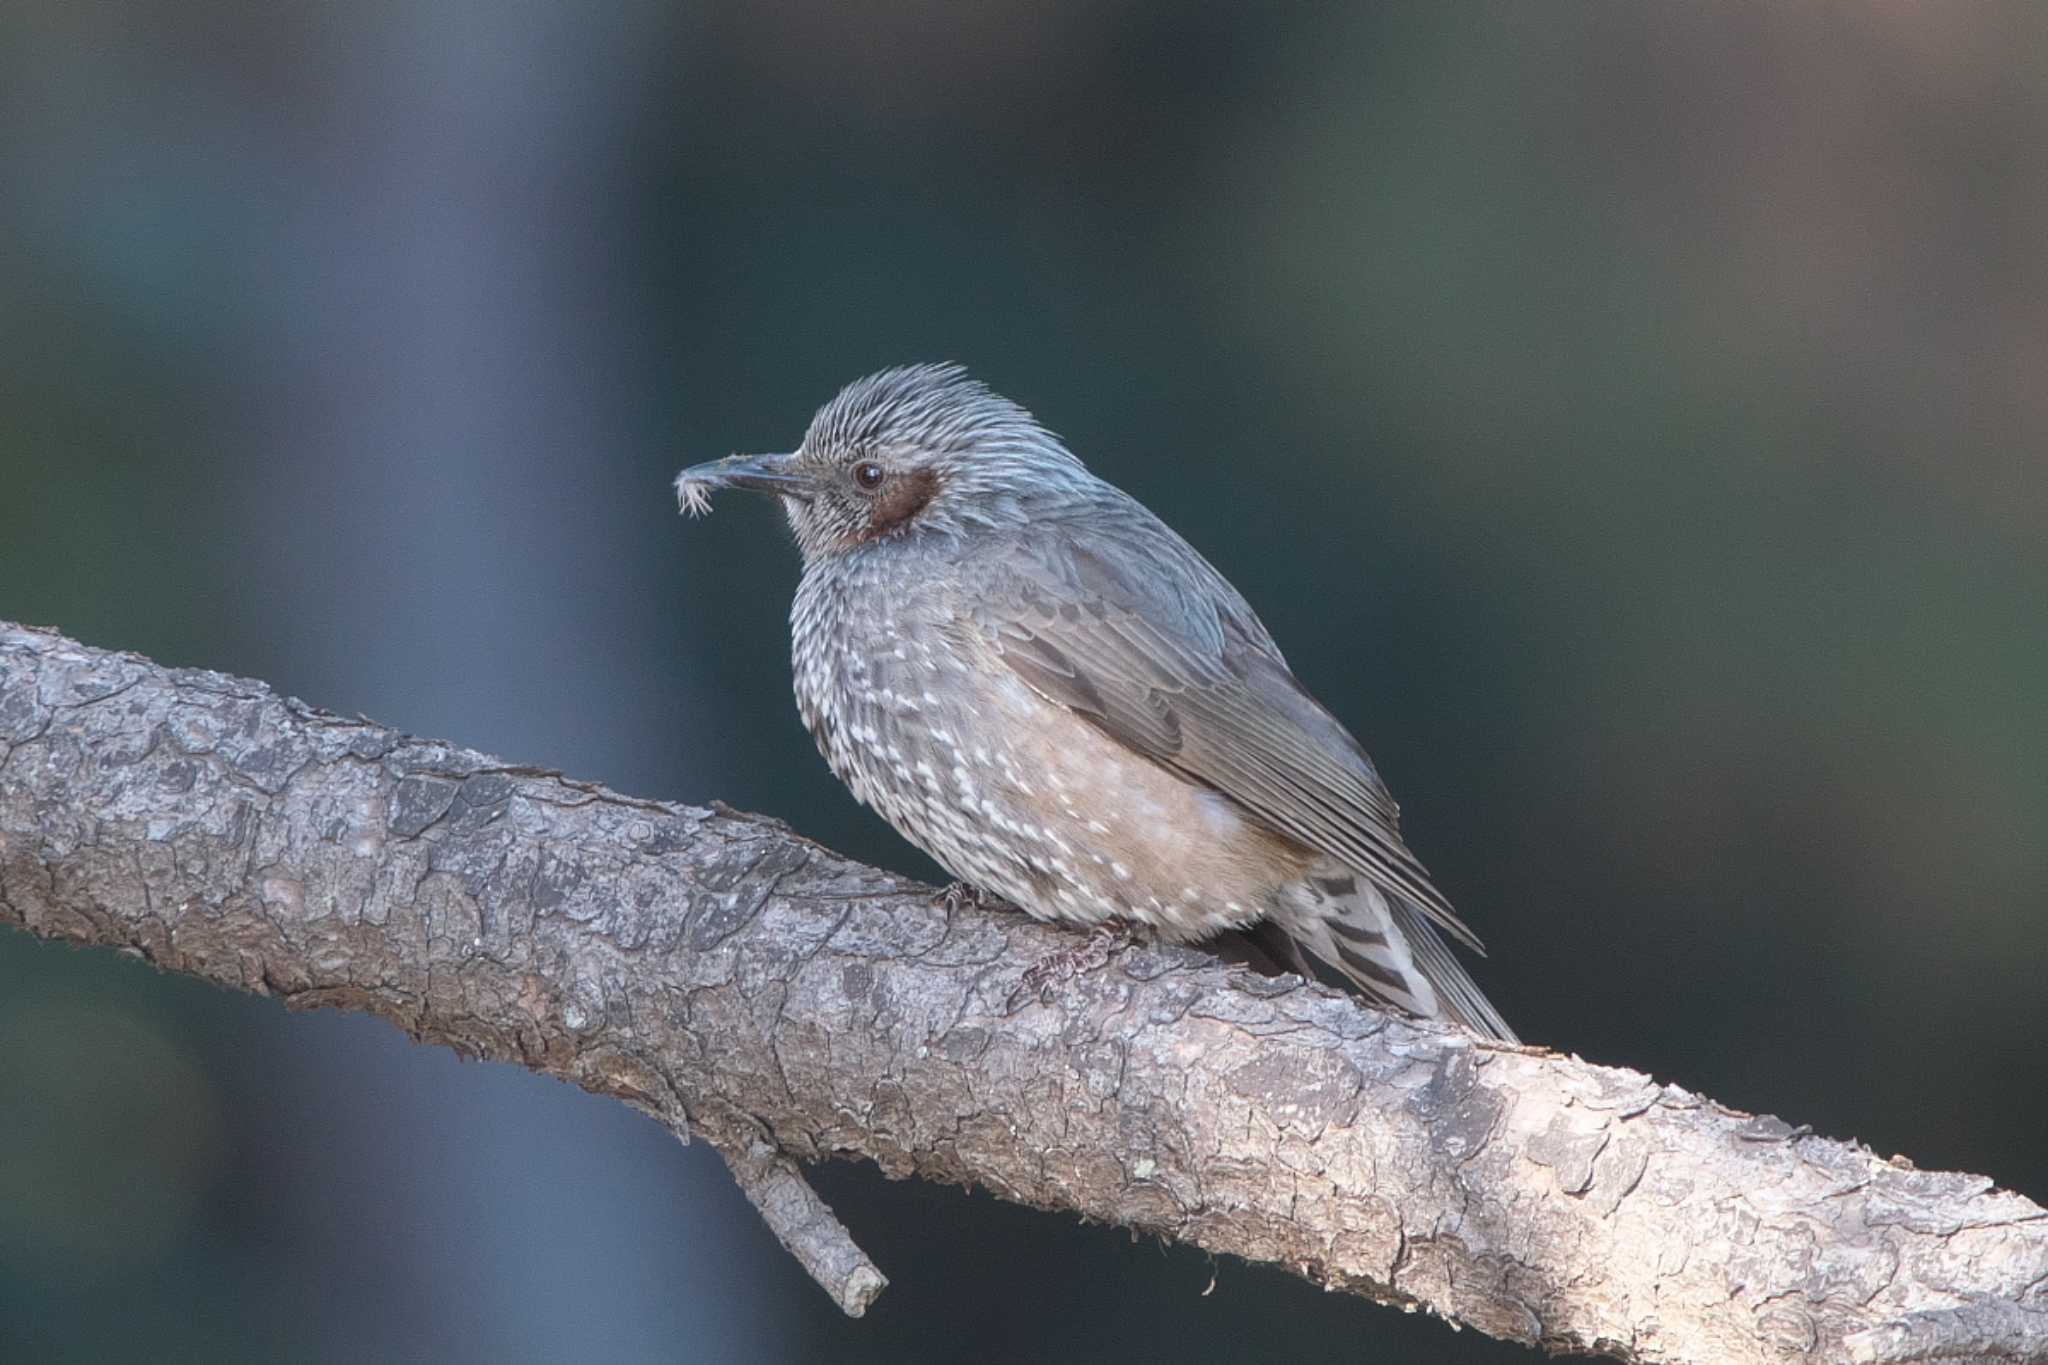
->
left=931, top=880, right=996, bottom=913
left=1006, top=923, right=1138, bottom=1011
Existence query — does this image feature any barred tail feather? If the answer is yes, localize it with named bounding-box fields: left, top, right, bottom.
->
left=1387, top=895, right=1517, bottom=1043
left=1277, top=870, right=1517, bottom=1043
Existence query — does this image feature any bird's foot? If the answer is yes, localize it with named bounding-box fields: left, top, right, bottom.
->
left=1008, top=923, right=1138, bottom=1011
left=930, top=880, right=998, bottom=914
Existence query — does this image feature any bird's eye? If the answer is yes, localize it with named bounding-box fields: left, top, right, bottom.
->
left=852, top=461, right=886, bottom=491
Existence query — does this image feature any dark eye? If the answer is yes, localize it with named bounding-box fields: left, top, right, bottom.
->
left=852, top=461, right=886, bottom=490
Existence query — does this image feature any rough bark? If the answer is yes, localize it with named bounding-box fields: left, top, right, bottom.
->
left=0, top=620, right=2042, bottom=1361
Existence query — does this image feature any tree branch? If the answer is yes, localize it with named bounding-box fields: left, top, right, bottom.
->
left=1, top=621, right=2041, bottom=1362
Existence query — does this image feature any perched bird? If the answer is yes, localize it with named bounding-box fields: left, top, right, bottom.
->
left=676, top=364, right=1515, bottom=1041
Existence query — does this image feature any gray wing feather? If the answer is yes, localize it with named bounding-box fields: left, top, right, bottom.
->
left=1390, top=898, right=1517, bottom=1041
left=960, top=506, right=1486, bottom=954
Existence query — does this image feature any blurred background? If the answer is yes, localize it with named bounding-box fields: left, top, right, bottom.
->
left=3, top=3, right=2044, bottom=1361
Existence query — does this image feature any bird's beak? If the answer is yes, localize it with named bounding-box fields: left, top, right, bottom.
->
left=674, top=451, right=812, bottom=516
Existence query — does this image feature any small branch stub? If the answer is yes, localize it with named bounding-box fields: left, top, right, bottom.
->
left=720, top=1137, right=887, bottom=1317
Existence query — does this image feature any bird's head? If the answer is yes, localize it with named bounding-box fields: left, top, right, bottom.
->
left=676, top=364, right=1091, bottom=566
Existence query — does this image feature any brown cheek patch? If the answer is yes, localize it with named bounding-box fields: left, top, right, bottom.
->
left=863, top=469, right=941, bottom=539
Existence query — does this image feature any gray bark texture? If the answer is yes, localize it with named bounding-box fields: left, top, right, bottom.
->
left=1, top=620, right=2043, bottom=1361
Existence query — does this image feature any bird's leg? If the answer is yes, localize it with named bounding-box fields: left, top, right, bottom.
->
left=1010, top=921, right=1140, bottom=1009
left=930, top=880, right=998, bottom=913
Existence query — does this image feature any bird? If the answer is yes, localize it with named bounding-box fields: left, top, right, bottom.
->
left=675, top=364, right=1515, bottom=1041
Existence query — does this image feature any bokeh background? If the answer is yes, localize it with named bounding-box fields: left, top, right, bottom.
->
left=4, top=4, right=2045, bottom=1361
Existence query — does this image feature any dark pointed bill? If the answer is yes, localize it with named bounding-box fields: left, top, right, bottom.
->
left=674, top=452, right=810, bottom=517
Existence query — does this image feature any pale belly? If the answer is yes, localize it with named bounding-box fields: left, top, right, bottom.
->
left=820, top=648, right=1308, bottom=942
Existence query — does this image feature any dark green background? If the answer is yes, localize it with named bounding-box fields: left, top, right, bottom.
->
left=4, top=4, right=2044, bottom=1361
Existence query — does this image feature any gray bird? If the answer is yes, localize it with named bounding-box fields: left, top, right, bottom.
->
left=676, top=364, right=1515, bottom=1041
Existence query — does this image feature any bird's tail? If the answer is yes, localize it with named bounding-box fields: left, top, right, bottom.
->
left=1274, top=868, right=1518, bottom=1043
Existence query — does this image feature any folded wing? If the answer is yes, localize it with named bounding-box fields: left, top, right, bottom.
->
left=955, top=508, right=1486, bottom=955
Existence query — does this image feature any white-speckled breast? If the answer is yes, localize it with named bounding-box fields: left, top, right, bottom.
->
left=790, top=536, right=1304, bottom=940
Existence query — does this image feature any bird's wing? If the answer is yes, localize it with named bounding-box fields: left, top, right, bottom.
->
left=955, top=512, right=1484, bottom=953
